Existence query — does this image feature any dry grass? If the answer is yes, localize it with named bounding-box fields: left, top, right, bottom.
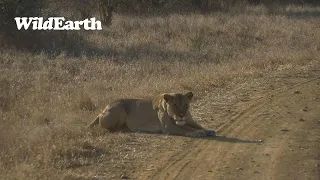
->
left=0, top=4, right=319, bottom=179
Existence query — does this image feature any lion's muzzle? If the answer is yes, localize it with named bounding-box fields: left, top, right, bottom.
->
left=175, top=120, right=186, bottom=126
left=173, top=116, right=186, bottom=126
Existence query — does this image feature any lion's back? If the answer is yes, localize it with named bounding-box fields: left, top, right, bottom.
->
left=122, top=99, right=162, bottom=133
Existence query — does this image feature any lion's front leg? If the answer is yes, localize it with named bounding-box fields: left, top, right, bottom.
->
left=158, top=112, right=206, bottom=137
left=185, top=114, right=216, bottom=137
left=162, top=124, right=207, bottom=137
left=187, top=120, right=216, bottom=136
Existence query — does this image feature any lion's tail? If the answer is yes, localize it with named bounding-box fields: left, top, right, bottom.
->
left=89, top=116, right=99, bottom=128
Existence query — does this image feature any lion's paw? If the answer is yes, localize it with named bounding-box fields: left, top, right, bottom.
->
left=186, top=130, right=206, bottom=137
left=204, top=129, right=216, bottom=136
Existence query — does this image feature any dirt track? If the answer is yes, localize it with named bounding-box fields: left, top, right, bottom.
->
left=83, top=68, right=320, bottom=180
left=129, top=70, right=320, bottom=180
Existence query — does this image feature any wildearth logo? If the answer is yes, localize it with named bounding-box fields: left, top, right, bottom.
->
left=14, top=17, right=102, bottom=30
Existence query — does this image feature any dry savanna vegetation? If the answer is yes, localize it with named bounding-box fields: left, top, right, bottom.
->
left=0, top=1, right=320, bottom=179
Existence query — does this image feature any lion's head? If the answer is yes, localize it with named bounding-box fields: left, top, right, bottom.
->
left=162, top=92, right=193, bottom=126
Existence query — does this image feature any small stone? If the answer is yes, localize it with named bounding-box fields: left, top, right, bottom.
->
left=223, top=166, right=229, bottom=168
left=208, top=170, right=213, bottom=172
left=298, top=118, right=305, bottom=122
left=254, top=171, right=260, bottom=174
left=259, top=140, right=263, bottom=143
left=303, top=169, right=306, bottom=172
left=290, top=149, right=293, bottom=151
left=301, top=106, right=308, bottom=112
left=280, top=129, right=289, bottom=132
left=316, top=164, right=319, bottom=167
left=120, top=175, right=128, bottom=179
left=236, top=167, right=244, bottom=171
left=92, top=176, right=99, bottom=180
left=292, top=90, right=301, bottom=94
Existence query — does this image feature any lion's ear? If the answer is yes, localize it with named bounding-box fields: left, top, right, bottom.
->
left=163, top=94, right=173, bottom=103
left=185, top=92, right=193, bottom=100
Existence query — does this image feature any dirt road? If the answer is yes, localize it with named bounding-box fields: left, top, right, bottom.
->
left=131, top=70, right=320, bottom=180
left=83, top=68, right=320, bottom=180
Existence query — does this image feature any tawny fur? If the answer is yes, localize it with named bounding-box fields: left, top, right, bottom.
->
left=89, top=92, right=216, bottom=137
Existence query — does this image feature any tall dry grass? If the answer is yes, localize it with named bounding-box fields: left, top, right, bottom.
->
left=0, top=5, right=319, bottom=179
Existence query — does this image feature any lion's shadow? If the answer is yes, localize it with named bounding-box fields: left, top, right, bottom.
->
left=197, top=135, right=261, bottom=144
left=121, top=130, right=261, bottom=144
left=93, top=127, right=261, bottom=144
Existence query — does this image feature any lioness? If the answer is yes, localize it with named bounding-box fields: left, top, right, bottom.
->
left=89, top=92, right=216, bottom=137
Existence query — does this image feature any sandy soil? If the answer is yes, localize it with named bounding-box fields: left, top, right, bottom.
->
left=85, top=67, right=320, bottom=180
